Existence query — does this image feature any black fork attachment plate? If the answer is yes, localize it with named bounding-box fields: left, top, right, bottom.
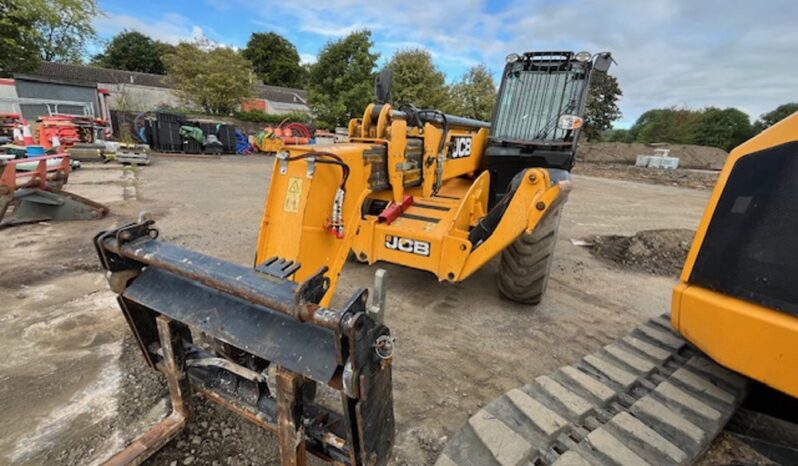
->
left=94, top=220, right=394, bottom=466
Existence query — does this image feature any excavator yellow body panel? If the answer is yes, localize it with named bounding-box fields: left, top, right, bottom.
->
left=672, top=111, right=798, bottom=398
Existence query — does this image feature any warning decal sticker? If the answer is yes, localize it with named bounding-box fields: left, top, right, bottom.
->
left=283, top=177, right=303, bottom=213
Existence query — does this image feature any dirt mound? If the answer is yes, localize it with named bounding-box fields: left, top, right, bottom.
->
left=573, top=163, right=719, bottom=190
left=589, top=229, right=695, bottom=276
left=579, top=142, right=728, bottom=170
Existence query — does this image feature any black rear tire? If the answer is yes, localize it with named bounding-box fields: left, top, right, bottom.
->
left=497, top=208, right=562, bottom=304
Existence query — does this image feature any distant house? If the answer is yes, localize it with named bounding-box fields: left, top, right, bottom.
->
left=243, top=84, right=309, bottom=115
left=7, top=62, right=310, bottom=119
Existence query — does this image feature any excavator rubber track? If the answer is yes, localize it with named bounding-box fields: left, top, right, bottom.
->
left=437, top=314, right=749, bottom=466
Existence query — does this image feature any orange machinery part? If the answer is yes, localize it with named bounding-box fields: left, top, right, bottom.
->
left=0, top=154, right=72, bottom=191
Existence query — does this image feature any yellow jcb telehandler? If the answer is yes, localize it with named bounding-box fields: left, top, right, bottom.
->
left=255, top=51, right=613, bottom=306
left=93, top=50, right=613, bottom=466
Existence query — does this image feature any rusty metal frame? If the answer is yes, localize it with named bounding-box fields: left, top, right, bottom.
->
left=103, top=316, right=190, bottom=466
left=0, top=153, right=71, bottom=192
left=0, top=154, right=108, bottom=226
left=94, top=220, right=395, bottom=466
left=276, top=368, right=308, bottom=465
left=102, top=316, right=331, bottom=466
left=1, top=154, right=69, bottom=221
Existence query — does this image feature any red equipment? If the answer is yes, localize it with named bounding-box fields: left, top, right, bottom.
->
left=0, top=154, right=109, bottom=227
left=254, top=121, right=313, bottom=153
left=377, top=195, right=413, bottom=225
left=36, top=115, right=108, bottom=149
left=282, top=122, right=312, bottom=139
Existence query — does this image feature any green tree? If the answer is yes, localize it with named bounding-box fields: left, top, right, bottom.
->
left=163, top=42, right=253, bottom=114
left=0, top=0, right=40, bottom=76
left=387, top=48, right=448, bottom=109
left=693, top=107, right=753, bottom=151
left=628, top=106, right=754, bottom=150
left=307, top=30, right=378, bottom=128
left=629, top=108, right=702, bottom=144
left=753, top=103, right=798, bottom=132
left=603, top=128, right=633, bottom=143
left=92, top=30, right=170, bottom=74
left=583, top=72, right=622, bottom=141
left=242, top=32, right=305, bottom=88
left=29, top=0, right=98, bottom=62
left=447, top=64, right=496, bottom=121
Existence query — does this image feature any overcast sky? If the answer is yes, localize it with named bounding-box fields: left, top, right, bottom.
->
left=94, top=0, right=797, bottom=127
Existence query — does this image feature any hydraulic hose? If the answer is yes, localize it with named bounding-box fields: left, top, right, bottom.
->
left=282, top=151, right=351, bottom=238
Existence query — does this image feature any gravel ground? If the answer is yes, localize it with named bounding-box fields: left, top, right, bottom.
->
left=1, top=156, right=721, bottom=465
left=147, top=398, right=283, bottom=466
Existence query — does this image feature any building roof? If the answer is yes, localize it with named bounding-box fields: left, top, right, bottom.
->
left=21, top=62, right=309, bottom=106
left=253, top=84, right=308, bottom=105
left=25, top=62, right=170, bottom=88
left=270, top=101, right=312, bottom=113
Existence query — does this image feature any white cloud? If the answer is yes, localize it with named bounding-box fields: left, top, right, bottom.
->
left=299, top=53, right=317, bottom=65
left=250, top=19, right=288, bottom=34
left=95, top=11, right=241, bottom=52
left=301, top=23, right=378, bottom=37
left=94, top=12, right=203, bottom=45
left=495, top=0, right=798, bottom=124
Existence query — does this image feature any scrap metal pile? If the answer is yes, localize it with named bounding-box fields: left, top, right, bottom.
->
left=36, top=114, right=108, bottom=150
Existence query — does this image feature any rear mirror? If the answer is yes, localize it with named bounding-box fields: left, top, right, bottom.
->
left=593, top=52, right=613, bottom=72
left=374, top=68, right=393, bottom=104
